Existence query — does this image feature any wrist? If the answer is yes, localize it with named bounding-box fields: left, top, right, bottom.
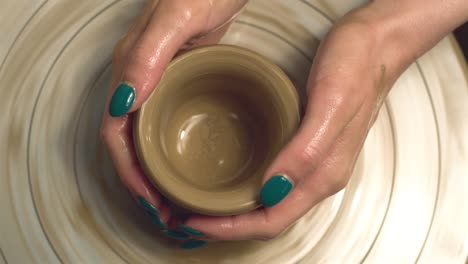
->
left=342, top=0, right=467, bottom=83
left=365, top=0, right=467, bottom=62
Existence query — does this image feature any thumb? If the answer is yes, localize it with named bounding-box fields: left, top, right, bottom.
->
left=258, top=22, right=377, bottom=207
left=108, top=2, right=198, bottom=117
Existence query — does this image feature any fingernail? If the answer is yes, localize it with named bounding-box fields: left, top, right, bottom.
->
left=177, top=223, right=205, bottom=237
left=109, top=82, right=135, bottom=117
left=148, top=214, right=167, bottom=230
left=137, top=196, right=160, bottom=215
left=163, top=229, right=190, bottom=239
left=260, top=175, right=293, bottom=207
left=180, top=239, right=208, bottom=249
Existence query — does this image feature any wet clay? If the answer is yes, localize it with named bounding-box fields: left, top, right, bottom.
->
left=164, top=78, right=270, bottom=190
left=134, top=45, right=300, bottom=216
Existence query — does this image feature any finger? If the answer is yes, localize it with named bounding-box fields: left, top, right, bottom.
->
left=111, top=0, right=159, bottom=83
left=107, top=1, right=201, bottom=117
left=99, top=114, right=171, bottom=229
left=102, top=1, right=171, bottom=226
left=181, top=102, right=373, bottom=240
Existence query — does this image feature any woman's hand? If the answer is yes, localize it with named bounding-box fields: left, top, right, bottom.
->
left=101, top=0, right=468, bottom=245
left=100, top=0, right=246, bottom=248
left=178, top=0, right=468, bottom=240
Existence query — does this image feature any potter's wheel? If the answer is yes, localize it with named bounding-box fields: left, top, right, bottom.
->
left=1, top=0, right=467, bottom=263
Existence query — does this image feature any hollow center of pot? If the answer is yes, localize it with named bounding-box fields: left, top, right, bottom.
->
left=164, top=75, right=271, bottom=190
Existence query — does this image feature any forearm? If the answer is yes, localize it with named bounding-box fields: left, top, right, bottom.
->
left=343, top=0, right=468, bottom=82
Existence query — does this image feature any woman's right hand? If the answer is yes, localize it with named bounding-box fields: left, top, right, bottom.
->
left=100, top=0, right=247, bottom=248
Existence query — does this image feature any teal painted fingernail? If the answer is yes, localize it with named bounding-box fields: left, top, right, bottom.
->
left=177, top=223, right=205, bottom=237
left=180, top=239, right=208, bottom=249
left=109, top=83, right=135, bottom=117
left=163, top=229, right=190, bottom=239
left=149, top=214, right=167, bottom=230
left=260, top=175, right=293, bottom=207
left=137, top=196, right=159, bottom=215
